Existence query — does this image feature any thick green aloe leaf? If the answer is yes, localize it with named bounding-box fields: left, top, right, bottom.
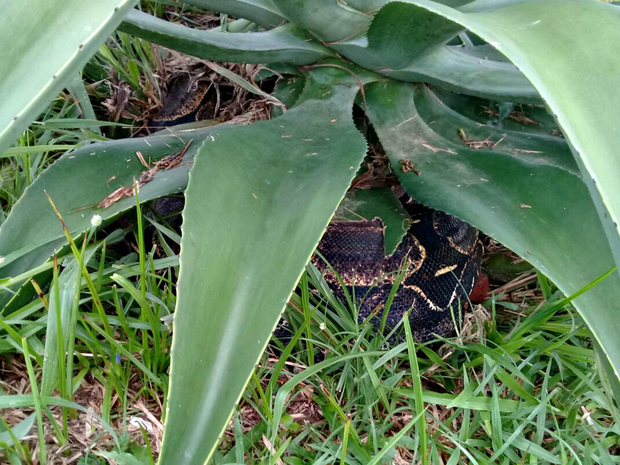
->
left=270, top=75, right=306, bottom=118
left=365, top=81, right=620, bottom=386
left=271, top=0, right=372, bottom=42
left=120, top=10, right=334, bottom=65
left=0, top=0, right=139, bottom=154
left=330, top=2, right=538, bottom=102
left=379, top=46, right=539, bottom=102
left=416, top=88, right=574, bottom=166
left=430, top=86, right=558, bottom=134
left=159, top=68, right=367, bottom=464
left=360, top=4, right=464, bottom=69
left=335, top=0, right=473, bottom=11
left=339, top=42, right=539, bottom=102
left=180, top=0, right=284, bottom=28
left=269, top=0, right=471, bottom=43
left=380, top=0, right=620, bottom=295
left=0, top=126, right=220, bottom=307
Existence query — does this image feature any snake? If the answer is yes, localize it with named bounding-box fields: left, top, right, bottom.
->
left=150, top=73, right=486, bottom=342
left=313, top=206, right=484, bottom=342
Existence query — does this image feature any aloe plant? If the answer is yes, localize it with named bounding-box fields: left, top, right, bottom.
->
left=1, top=0, right=620, bottom=463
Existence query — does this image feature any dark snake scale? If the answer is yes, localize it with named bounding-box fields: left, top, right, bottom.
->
left=313, top=212, right=482, bottom=342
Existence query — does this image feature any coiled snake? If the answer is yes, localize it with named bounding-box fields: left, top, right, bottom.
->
left=313, top=209, right=483, bottom=341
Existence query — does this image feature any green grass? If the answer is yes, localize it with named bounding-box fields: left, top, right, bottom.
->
left=3, top=199, right=617, bottom=464
left=0, top=16, right=618, bottom=465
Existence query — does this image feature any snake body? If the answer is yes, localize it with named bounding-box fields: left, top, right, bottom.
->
left=313, top=210, right=482, bottom=341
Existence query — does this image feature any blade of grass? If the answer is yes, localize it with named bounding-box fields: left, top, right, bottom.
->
left=403, top=312, right=427, bottom=465
left=340, top=419, right=351, bottom=465
left=66, top=74, right=101, bottom=136
left=21, top=338, right=46, bottom=465
left=366, top=410, right=420, bottom=465
left=205, top=61, right=285, bottom=108
left=81, top=315, right=162, bottom=386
